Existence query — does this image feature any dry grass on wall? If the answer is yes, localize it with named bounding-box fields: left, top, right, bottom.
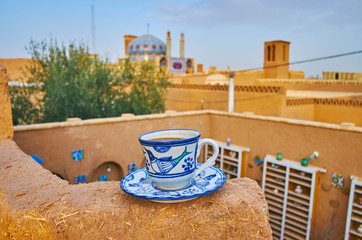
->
left=0, top=206, right=53, bottom=240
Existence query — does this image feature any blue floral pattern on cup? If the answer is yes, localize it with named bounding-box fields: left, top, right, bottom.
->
left=182, top=157, right=194, bottom=172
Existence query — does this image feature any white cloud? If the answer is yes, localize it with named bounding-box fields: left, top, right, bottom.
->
left=152, top=0, right=362, bottom=31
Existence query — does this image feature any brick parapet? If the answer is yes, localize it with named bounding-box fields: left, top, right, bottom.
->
left=286, top=98, right=362, bottom=107
left=286, top=98, right=315, bottom=106
left=314, top=98, right=362, bottom=107
left=170, top=84, right=283, bottom=94
left=257, top=78, right=362, bottom=85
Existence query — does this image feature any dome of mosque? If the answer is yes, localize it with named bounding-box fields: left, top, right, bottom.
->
left=205, top=74, right=228, bottom=85
left=128, top=34, right=166, bottom=55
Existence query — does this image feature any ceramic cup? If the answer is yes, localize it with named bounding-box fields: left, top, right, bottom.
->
left=139, top=129, right=219, bottom=190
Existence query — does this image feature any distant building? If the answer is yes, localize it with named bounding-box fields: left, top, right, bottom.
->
left=123, top=32, right=195, bottom=74
left=205, top=74, right=228, bottom=85
left=323, top=71, right=362, bottom=80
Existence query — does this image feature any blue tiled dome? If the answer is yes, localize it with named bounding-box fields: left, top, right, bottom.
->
left=128, top=34, right=166, bottom=55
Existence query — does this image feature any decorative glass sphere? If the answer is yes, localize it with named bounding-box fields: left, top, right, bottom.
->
left=301, top=158, right=309, bottom=166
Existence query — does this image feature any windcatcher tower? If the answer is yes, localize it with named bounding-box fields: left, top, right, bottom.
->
left=263, top=40, right=290, bottom=79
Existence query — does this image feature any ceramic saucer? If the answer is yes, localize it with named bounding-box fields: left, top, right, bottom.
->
left=120, top=164, right=226, bottom=203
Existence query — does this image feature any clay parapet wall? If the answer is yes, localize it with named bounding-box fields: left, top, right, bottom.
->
left=0, top=139, right=272, bottom=239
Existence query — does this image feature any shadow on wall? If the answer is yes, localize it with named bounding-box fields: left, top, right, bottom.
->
left=53, top=172, right=65, bottom=180
left=89, top=161, right=124, bottom=183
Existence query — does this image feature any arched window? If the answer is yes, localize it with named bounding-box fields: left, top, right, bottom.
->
left=89, top=161, right=124, bottom=182
left=186, top=59, right=192, bottom=68
left=160, top=57, right=167, bottom=67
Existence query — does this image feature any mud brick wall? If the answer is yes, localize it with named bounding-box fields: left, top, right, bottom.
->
left=0, top=140, right=272, bottom=239
left=0, top=66, right=13, bottom=139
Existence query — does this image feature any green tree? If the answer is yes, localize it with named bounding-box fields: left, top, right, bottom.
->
left=9, top=38, right=170, bottom=124
left=122, top=59, right=171, bottom=115
left=26, top=38, right=127, bottom=122
left=9, top=83, right=41, bottom=125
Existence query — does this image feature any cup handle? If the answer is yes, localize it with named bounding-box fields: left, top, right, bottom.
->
left=193, top=138, right=219, bottom=177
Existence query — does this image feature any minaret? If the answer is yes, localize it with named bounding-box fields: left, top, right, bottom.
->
left=166, top=31, right=171, bottom=58
left=180, top=33, right=184, bottom=58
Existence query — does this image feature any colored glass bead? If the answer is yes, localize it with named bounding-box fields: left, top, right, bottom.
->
left=301, top=158, right=309, bottom=166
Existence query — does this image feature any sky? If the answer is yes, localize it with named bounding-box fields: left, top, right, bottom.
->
left=1, top=0, right=362, bottom=77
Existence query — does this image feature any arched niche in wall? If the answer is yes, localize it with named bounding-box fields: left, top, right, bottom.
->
left=159, top=57, right=167, bottom=67
left=186, top=59, right=192, bottom=68
left=89, top=161, right=124, bottom=182
left=186, top=59, right=194, bottom=73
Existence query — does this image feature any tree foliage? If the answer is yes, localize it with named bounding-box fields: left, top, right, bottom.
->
left=9, top=38, right=170, bottom=125
left=121, top=59, right=170, bottom=115
left=9, top=83, right=41, bottom=125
